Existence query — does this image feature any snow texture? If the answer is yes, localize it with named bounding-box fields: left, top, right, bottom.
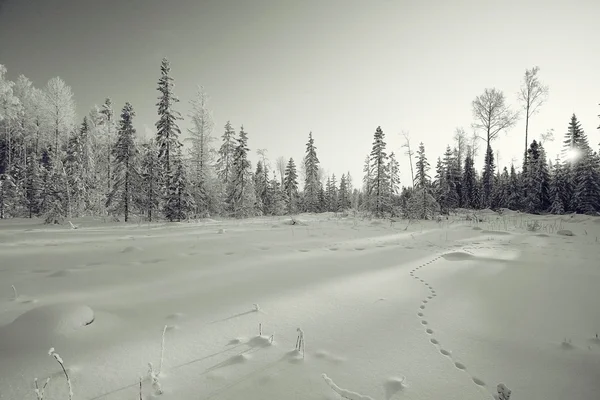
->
left=1, top=212, right=599, bottom=400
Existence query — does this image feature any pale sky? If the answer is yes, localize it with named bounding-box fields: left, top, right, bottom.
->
left=1, top=0, right=599, bottom=187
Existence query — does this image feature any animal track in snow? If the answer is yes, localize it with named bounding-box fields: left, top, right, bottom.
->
left=410, top=249, right=493, bottom=397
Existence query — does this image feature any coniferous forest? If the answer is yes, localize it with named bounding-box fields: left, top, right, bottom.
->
left=1, top=61, right=599, bottom=223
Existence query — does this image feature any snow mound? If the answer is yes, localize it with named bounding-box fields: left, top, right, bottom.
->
left=442, top=252, right=474, bottom=261
left=247, top=335, right=274, bottom=348
left=384, top=376, right=408, bottom=399
left=5, top=303, right=95, bottom=336
left=121, top=245, right=142, bottom=253
left=557, top=229, right=575, bottom=236
left=472, top=226, right=483, bottom=230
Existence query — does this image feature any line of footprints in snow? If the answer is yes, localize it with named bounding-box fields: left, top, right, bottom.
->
left=409, top=248, right=512, bottom=400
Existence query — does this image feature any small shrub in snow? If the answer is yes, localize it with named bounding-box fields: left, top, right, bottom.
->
left=253, top=303, right=260, bottom=312
left=11, top=284, right=17, bottom=300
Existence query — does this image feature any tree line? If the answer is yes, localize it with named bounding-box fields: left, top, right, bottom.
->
left=0, top=62, right=599, bottom=223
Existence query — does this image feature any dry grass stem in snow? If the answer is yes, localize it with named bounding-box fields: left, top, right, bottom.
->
left=49, top=348, right=73, bottom=400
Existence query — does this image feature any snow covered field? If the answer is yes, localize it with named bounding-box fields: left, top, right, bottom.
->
left=1, top=211, right=599, bottom=400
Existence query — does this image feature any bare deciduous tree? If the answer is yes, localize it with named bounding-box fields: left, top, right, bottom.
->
left=518, top=66, right=549, bottom=160
left=276, top=156, right=286, bottom=186
left=472, top=88, right=519, bottom=150
left=401, top=130, right=414, bottom=185
left=453, top=127, right=467, bottom=169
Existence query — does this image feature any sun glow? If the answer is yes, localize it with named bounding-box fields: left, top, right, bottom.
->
left=566, top=148, right=580, bottom=162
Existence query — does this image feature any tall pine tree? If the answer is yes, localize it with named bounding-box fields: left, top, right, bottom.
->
left=106, top=102, right=139, bottom=222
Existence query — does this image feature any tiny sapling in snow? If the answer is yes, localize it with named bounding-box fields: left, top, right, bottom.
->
left=295, top=328, right=305, bottom=358
left=253, top=303, right=260, bottom=312
left=11, top=284, right=17, bottom=300
left=259, top=323, right=262, bottom=336
left=49, top=348, right=73, bottom=400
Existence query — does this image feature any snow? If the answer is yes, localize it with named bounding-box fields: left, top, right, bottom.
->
left=1, top=212, right=599, bottom=400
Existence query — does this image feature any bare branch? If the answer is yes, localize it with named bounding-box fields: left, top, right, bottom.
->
left=472, top=88, right=519, bottom=145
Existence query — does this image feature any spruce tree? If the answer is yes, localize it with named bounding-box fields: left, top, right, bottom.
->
left=481, top=144, right=495, bottom=208
left=283, top=157, right=299, bottom=214
left=227, top=125, right=255, bottom=217
left=572, top=149, right=600, bottom=214
left=411, top=142, right=436, bottom=219
left=507, top=164, right=521, bottom=210
left=388, top=152, right=400, bottom=196
left=562, top=114, right=589, bottom=162
left=163, top=147, right=195, bottom=222
left=362, top=154, right=371, bottom=211
left=461, top=149, right=477, bottom=209
left=139, top=139, right=161, bottom=221
left=369, top=126, right=390, bottom=217
left=338, top=173, right=351, bottom=210
left=303, top=132, right=321, bottom=213
left=216, top=121, right=237, bottom=186
left=156, top=58, right=183, bottom=177
left=254, top=161, right=269, bottom=215
left=106, top=102, right=139, bottom=222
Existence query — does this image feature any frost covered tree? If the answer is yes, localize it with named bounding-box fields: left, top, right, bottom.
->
left=106, top=103, right=139, bottom=222
left=227, top=126, right=255, bottom=217
left=410, top=142, right=438, bottom=219
left=155, top=58, right=182, bottom=177
left=44, top=77, right=76, bottom=156
left=369, top=126, right=390, bottom=217
left=64, top=117, right=92, bottom=216
left=338, top=173, right=351, bottom=210
left=24, top=152, right=41, bottom=217
left=216, top=121, right=236, bottom=186
left=0, top=65, right=22, bottom=174
left=481, top=144, right=496, bottom=208
left=163, top=147, right=195, bottom=222
left=572, top=148, right=600, bottom=214
left=562, top=114, right=590, bottom=164
left=99, top=98, right=116, bottom=197
left=303, top=132, right=321, bottom=212
left=266, top=171, right=286, bottom=215
left=361, top=154, right=371, bottom=210
left=283, top=157, right=299, bottom=214
left=389, top=152, right=400, bottom=195
left=461, top=148, right=478, bottom=209
left=139, top=139, right=161, bottom=221
left=187, top=85, right=215, bottom=215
